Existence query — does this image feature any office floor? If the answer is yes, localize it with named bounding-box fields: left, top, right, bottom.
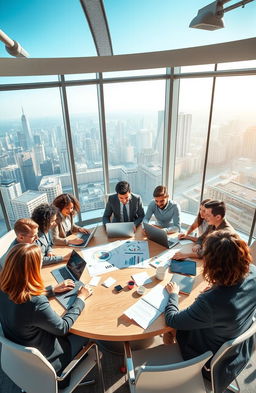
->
left=1, top=342, right=256, bottom=393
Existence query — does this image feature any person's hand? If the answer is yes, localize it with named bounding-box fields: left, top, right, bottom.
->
left=178, top=233, right=186, bottom=240
left=166, top=281, right=180, bottom=295
left=47, top=252, right=55, bottom=257
left=69, top=237, right=84, bottom=245
left=54, top=280, right=75, bottom=293
left=77, top=285, right=93, bottom=301
left=166, top=229, right=176, bottom=235
left=133, top=225, right=136, bottom=233
left=173, top=251, right=186, bottom=260
left=79, top=227, right=90, bottom=234
left=192, top=244, right=201, bottom=253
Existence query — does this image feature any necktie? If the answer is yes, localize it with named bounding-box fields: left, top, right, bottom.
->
left=123, top=204, right=129, bottom=222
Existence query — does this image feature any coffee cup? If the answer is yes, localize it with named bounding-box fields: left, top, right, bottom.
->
left=127, top=280, right=135, bottom=290
left=137, top=285, right=146, bottom=295
left=156, top=265, right=167, bottom=280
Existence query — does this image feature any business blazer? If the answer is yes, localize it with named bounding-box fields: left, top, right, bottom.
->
left=51, top=213, right=80, bottom=246
left=0, top=291, right=85, bottom=374
left=36, top=231, right=63, bottom=265
left=102, top=193, right=145, bottom=227
left=165, top=264, right=256, bottom=393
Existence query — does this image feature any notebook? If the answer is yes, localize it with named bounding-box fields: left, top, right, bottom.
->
left=106, top=222, right=134, bottom=238
left=171, top=273, right=194, bottom=295
left=68, top=226, right=97, bottom=248
left=143, top=222, right=179, bottom=249
left=170, top=259, right=197, bottom=276
left=51, top=250, right=86, bottom=309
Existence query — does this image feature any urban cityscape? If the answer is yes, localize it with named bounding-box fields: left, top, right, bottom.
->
left=0, top=100, right=255, bottom=238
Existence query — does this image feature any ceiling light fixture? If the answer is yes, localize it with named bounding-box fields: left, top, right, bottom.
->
left=189, top=0, right=255, bottom=31
left=0, top=29, right=29, bottom=57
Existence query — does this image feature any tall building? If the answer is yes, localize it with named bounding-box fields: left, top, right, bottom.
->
left=38, top=176, right=63, bottom=203
left=20, top=108, right=33, bottom=151
left=0, top=180, right=22, bottom=221
left=243, top=126, right=256, bottom=159
left=59, top=144, right=70, bottom=173
left=32, top=135, right=46, bottom=175
left=11, top=190, right=48, bottom=220
left=0, top=164, right=25, bottom=191
left=19, top=154, right=38, bottom=190
left=176, top=113, right=192, bottom=158
left=40, top=159, right=54, bottom=176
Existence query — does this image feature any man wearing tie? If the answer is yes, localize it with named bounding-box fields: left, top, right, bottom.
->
left=102, top=181, right=145, bottom=230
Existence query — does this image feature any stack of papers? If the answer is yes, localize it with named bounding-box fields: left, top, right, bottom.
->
left=124, top=284, right=169, bottom=329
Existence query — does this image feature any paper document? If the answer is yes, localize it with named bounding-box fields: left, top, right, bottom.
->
left=124, top=284, right=169, bottom=329
left=131, top=271, right=152, bottom=286
left=149, top=248, right=180, bottom=268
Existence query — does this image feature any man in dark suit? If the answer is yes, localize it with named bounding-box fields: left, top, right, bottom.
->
left=102, top=181, right=145, bottom=229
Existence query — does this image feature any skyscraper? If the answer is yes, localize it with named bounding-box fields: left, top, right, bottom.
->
left=11, top=190, right=48, bottom=220
left=21, top=108, right=33, bottom=151
left=32, top=134, right=46, bottom=175
left=0, top=180, right=22, bottom=221
left=0, top=164, right=25, bottom=191
left=176, top=112, right=192, bottom=158
left=38, top=176, right=62, bottom=203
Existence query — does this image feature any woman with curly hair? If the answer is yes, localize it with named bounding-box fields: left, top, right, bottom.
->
left=165, top=230, right=256, bottom=392
left=31, top=203, right=63, bottom=265
left=52, top=193, right=89, bottom=246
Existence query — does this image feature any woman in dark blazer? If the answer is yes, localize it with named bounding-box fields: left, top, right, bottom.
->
left=165, top=230, right=256, bottom=393
left=0, top=244, right=91, bottom=377
left=52, top=193, right=89, bottom=246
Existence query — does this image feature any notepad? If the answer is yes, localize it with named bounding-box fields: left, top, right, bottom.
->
left=170, top=259, right=196, bottom=276
left=124, top=284, right=169, bottom=329
left=171, top=273, right=194, bottom=295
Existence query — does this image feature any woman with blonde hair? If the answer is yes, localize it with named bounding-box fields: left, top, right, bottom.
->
left=52, top=193, right=89, bottom=246
left=0, top=243, right=91, bottom=380
left=178, top=198, right=211, bottom=241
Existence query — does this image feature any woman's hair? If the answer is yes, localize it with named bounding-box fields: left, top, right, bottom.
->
left=197, top=198, right=211, bottom=227
left=53, top=193, right=80, bottom=215
left=202, top=230, right=252, bottom=286
left=31, top=203, right=58, bottom=232
left=0, top=244, right=45, bottom=304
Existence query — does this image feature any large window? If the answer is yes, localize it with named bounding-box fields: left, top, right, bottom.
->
left=203, top=74, right=256, bottom=237
left=104, top=80, right=165, bottom=205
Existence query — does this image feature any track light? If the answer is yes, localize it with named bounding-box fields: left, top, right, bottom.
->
left=189, top=0, right=255, bottom=31
left=0, top=29, right=29, bottom=57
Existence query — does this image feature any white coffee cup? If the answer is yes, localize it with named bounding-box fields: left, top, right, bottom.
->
left=137, top=285, right=146, bottom=295
left=156, top=266, right=167, bottom=280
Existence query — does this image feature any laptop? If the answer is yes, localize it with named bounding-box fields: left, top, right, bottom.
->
left=68, top=226, right=97, bottom=248
left=143, top=222, right=179, bottom=249
left=106, top=222, right=134, bottom=238
left=51, top=250, right=87, bottom=309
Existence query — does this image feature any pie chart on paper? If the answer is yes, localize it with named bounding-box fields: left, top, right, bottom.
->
left=93, top=251, right=111, bottom=261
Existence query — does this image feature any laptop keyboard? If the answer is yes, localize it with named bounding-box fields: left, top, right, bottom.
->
left=59, top=267, right=72, bottom=280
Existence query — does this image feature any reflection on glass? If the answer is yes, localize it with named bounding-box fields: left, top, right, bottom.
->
left=104, top=80, right=165, bottom=205
left=0, top=88, right=71, bottom=226
left=0, top=204, right=8, bottom=236
left=173, top=78, right=213, bottom=216
left=64, top=73, right=97, bottom=81
left=0, top=75, right=58, bottom=84
left=66, top=85, right=104, bottom=215
left=203, top=75, right=256, bottom=236
left=180, top=64, right=215, bottom=73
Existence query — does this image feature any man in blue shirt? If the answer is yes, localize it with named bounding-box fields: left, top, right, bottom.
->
left=143, top=185, right=181, bottom=233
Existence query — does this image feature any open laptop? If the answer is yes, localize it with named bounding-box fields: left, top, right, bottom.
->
left=51, top=250, right=87, bottom=309
left=143, top=222, right=179, bottom=249
left=68, top=226, right=97, bottom=248
left=106, top=222, right=134, bottom=238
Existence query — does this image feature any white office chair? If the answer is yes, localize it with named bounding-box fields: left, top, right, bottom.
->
left=0, top=332, right=105, bottom=393
left=124, top=341, right=212, bottom=393
left=208, top=319, right=256, bottom=393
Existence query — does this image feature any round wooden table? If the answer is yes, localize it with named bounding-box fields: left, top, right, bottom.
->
left=42, top=225, right=206, bottom=341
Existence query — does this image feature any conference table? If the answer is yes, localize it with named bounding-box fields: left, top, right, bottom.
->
left=42, top=225, right=207, bottom=343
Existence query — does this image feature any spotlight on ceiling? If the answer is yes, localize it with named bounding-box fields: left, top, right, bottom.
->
left=189, top=0, right=255, bottom=31
left=0, top=29, right=29, bottom=57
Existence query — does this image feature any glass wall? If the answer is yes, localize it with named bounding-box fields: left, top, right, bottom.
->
left=104, top=80, right=165, bottom=205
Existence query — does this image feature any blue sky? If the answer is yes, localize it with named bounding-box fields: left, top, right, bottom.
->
left=0, top=0, right=255, bottom=58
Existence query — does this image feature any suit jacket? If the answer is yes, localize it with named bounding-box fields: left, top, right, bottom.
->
left=0, top=291, right=85, bottom=373
left=36, top=231, right=63, bottom=265
left=165, top=264, right=256, bottom=393
left=51, top=213, right=80, bottom=246
left=196, top=218, right=235, bottom=246
left=102, top=193, right=145, bottom=227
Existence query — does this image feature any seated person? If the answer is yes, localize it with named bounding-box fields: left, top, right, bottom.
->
left=52, top=193, right=89, bottom=246
left=31, top=203, right=63, bottom=265
left=178, top=198, right=211, bottom=241
left=143, top=185, right=181, bottom=234
left=103, top=181, right=145, bottom=229
left=0, top=218, right=38, bottom=271
left=174, top=200, right=235, bottom=260
left=165, top=231, right=256, bottom=393
left=0, top=244, right=92, bottom=387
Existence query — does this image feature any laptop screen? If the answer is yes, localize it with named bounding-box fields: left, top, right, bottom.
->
left=66, top=250, right=87, bottom=280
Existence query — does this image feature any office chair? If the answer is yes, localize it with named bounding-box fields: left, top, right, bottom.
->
left=0, top=332, right=105, bottom=393
left=124, top=341, right=212, bottom=393
left=209, top=319, right=256, bottom=393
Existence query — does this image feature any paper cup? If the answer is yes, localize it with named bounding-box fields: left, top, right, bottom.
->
left=137, top=285, right=146, bottom=295
left=156, top=266, right=167, bottom=280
